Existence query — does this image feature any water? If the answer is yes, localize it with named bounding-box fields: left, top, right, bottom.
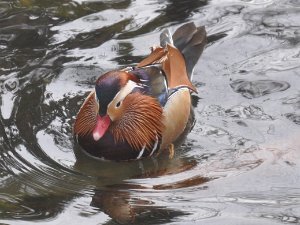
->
left=0, top=0, right=300, bottom=224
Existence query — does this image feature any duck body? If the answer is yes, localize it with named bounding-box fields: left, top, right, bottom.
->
left=74, top=22, right=207, bottom=161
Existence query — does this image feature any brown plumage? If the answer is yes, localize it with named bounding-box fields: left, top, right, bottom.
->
left=74, top=91, right=98, bottom=136
left=110, top=92, right=164, bottom=151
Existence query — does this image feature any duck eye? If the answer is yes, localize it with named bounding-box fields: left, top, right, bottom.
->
left=116, top=101, right=122, bottom=108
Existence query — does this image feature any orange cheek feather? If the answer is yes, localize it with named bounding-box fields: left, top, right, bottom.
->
left=92, top=115, right=111, bottom=141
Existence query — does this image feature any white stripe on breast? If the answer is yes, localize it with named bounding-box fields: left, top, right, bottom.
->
left=136, top=144, right=146, bottom=159
left=150, top=136, right=159, bottom=156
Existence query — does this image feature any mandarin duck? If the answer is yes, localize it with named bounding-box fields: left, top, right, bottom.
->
left=74, top=22, right=207, bottom=161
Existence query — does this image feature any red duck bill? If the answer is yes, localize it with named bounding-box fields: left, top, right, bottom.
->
left=93, top=115, right=111, bottom=141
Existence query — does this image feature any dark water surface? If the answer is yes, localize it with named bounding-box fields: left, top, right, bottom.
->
left=1, top=0, right=300, bottom=224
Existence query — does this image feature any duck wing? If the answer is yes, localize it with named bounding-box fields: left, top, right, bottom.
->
left=126, top=65, right=168, bottom=106
left=136, top=22, right=206, bottom=93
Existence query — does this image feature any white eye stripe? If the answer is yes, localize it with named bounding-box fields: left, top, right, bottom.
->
left=111, top=80, right=141, bottom=104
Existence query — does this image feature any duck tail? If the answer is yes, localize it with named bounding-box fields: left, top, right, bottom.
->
left=170, top=22, right=207, bottom=80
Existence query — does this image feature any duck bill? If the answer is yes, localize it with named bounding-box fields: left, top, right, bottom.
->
left=92, top=115, right=111, bottom=141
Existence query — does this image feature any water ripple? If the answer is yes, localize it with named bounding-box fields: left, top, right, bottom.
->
left=285, top=113, right=300, bottom=125
left=225, top=104, right=273, bottom=120
left=230, top=79, right=290, bottom=98
left=0, top=194, right=36, bottom=219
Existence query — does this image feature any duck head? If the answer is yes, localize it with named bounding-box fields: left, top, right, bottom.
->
left=74, top=70, right=164, bottom=151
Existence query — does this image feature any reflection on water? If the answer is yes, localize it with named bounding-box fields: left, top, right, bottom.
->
left=1, top=0, right=300, bottom=224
